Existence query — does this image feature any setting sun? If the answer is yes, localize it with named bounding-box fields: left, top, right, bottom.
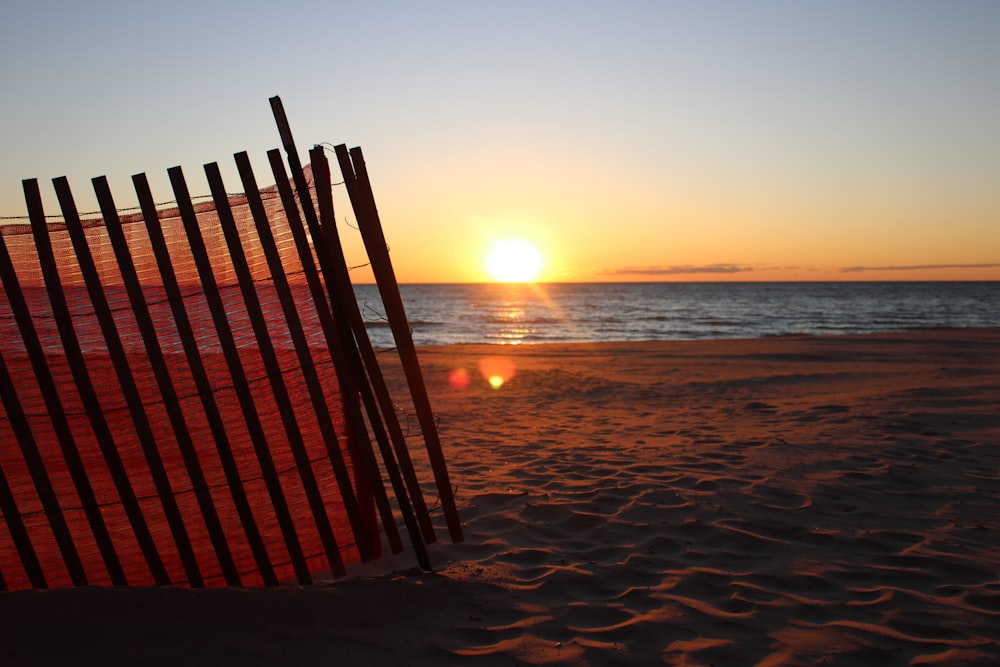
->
left=485, top=240, right=544, bottom=283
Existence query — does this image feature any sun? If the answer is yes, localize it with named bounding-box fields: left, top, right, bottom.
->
left=485, top=240, right=544, bottom=283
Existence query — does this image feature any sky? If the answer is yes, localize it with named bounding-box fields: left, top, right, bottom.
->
left=2, top=1, right=999, bottom=283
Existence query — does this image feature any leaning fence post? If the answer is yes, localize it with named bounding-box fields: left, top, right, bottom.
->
left=309, top=146, right=434, bottom=569
left=270, top=96, right=451, bottom=557
left=266, top=151, right=410, bottom=561
left=268, top=97, right=408, bottom=556
left=337, top=145, right=464, bottom=544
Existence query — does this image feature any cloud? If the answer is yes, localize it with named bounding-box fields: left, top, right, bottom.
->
left=602, top=263, right=756, bottom=277
left=840, top=263, right=1000, bottom=273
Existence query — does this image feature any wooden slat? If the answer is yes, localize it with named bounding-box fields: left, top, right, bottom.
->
left=0, top=233, right=87, bottom=587
left=325, top=144, right=447, bottom=545
left=93, top=175, right=241, bottom=586
left=313, top=145, right=438, bottom=545
left=204, top=160, right=347, bottom=578
left=168, top=165, right=313, bottom=585
left=337, top=145, right=464, bottom=543
left=309, top=147, right=434, bottom=570
left=0, top=350, right=49, bottom=589
left=22, top=179, right=132, bottom=585
left=265, top=149, right=391, bottom=560
left=267, top=98, right=406, bottom=555
left=54, top=176, right=201, bottom=587
left=234, top=151, right=375, bottom=561
left=132, top=172, right=278, bottom=586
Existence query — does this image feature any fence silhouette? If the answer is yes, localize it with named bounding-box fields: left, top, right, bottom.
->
left=0, top=97, right=460, bottom=590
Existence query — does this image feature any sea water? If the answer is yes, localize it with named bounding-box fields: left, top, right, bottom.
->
left=354, top=282, right=1000, bottom=347
left=5, top=282, right=996, bottom=352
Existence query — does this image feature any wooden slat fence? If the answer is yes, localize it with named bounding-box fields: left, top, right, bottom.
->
left=0, top=98, right=460, bottom=589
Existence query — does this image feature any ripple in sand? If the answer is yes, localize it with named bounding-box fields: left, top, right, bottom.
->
left=662, top=637, right=741, bottom=667
left=964, top=586, right=1000, bottom=614
left=561, top=603, right=637, bottom=634
left=853, top=529, right=926, bottom=554
left=626, top=487, right=692, bottom=509
left=749, top=482, right=812, bottom=510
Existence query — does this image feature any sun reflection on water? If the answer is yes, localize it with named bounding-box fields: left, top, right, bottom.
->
left=468, top=282, right=583, bottom=346
left=488, top=302, right=533, bottom=344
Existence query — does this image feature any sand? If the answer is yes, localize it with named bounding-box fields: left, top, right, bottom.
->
left=2, top=328, right=999, bottom=666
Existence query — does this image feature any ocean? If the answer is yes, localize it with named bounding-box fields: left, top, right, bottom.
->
left=355, top=282, right=1000, bottom=347
left=4, top=281, right=997, bottom=353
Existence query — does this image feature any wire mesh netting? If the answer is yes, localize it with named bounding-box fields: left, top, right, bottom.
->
left=0, top=162, right=387, bottom=590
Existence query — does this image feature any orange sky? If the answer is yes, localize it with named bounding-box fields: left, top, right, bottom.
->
left=2, top=3, right=998, bottom=283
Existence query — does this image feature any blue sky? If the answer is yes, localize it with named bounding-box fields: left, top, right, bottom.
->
left=3, top=1, right=999, bottom=281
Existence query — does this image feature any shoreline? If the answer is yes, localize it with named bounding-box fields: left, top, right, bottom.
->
left=3, top=328, right=999, bottom=665
left=404, top=323, right=1000, bottom=346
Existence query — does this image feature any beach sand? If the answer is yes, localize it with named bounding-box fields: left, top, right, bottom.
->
left=2, top=328, right=999, bottom=665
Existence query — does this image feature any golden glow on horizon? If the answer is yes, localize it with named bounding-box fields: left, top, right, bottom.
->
left=486, top=240, right=544, bottom=283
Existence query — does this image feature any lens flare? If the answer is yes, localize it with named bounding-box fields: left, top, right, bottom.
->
left=479, top=356, right=515, bottom=390
left=448, top=367, right=471, bottom=390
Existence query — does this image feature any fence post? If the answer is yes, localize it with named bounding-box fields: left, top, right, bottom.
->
left=336, top=145, right=464, bottom=544
left=168, top=165, right=313, bottom=585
